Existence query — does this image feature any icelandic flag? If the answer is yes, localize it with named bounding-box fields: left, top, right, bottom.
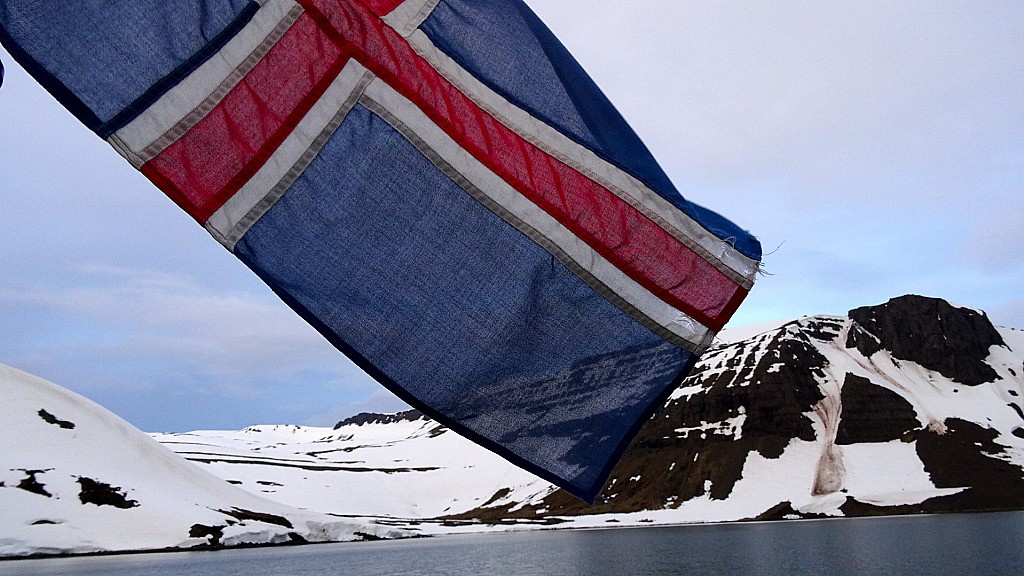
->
left=0, top=0, right=761, bottom=502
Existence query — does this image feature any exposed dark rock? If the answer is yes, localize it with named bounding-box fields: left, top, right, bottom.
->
left=480, top=487, right=512, bottom=508
left=188, top=524, right=305, bottom=549
left=914, top=418, right=1024, bottom=510
left=1009, top=404, right=1024, bottom=421
left=218, top=507, right=293, bottom=528
left=837, top=374, right=919, bottom=444
left=845, top=323, right=882, bottom=358
left=335, top=410, right=424, bottom=429
left=838, top=496, right=952, bottom=517
left=37, top=409, right=75, bottom=429
left=189, top=524, right=224, bottom=546
left=847, top=295, right=1005, bottom=386
left=16, top=470, right=52, bottom=497
left=752, top=501, right=798, bottom=521
left=76, top=477, right=138, bottom=508
left=752, top=501, right=831, bottom=521
left=800, top=316, right=847, bottom=343
left=30, top=519, right=61, bottom=525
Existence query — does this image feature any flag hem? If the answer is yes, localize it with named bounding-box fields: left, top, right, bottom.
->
left=0, top=24, right=103, bottom=130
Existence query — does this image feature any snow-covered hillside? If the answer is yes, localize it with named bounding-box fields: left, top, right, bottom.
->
left=152, top=417, right=546, bottom=525
left=0, top=365, right=403, bottom=558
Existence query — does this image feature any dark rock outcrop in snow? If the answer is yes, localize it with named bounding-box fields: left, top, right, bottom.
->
left=37, top=409, right=75, bottom=429
left=836, top=374, right=918, bottom=444
left=16, top=469, right=52, bottom=497
left=913, top=418, right=1024, bottom=510
left=335, top=409, right=424, bottom=428
left=76, top=477, right=138, bottom=509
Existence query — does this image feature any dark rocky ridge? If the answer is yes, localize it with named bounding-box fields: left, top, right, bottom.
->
left=847, top=294, right=1005, bottom=386
left=334, top=409, right=424, bottom=429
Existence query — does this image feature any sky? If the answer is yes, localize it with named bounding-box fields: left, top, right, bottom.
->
left=1, top=1, right=1022, bottom=433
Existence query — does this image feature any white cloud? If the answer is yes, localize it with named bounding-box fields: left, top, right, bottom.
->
left=0, top=264, right=380, bottom=430
left=529, top=1, right=1024, bottom=207
left=1, top=265, right=341, bottom=377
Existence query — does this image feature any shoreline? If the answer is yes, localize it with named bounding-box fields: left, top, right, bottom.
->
left=5, top=507, right=1022, bottom=563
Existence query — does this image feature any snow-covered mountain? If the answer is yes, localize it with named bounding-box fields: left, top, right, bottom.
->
left=480, top=294, right=1024, bottom=524
left=4, top=294, right=1022, bottom=557
left=151, top=294, right=1024, bottom=530
left=0, top=365, right=404, bottom=558
left=151, top=415, right=546, bottom=526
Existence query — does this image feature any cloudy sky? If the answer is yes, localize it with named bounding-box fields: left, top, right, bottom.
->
left=1, top=1, right=1021, bottom=432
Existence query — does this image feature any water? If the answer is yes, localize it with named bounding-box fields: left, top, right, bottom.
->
left=2, top=512, right=1022, bottom=576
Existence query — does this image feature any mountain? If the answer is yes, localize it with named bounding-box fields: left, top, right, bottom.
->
left=459, top=294, right=1024, bottom=524
left=4, top=294, right=1023, bottom=557
left=0, top=365, right=403, bottom=558
left=150, top=411, right=547, bottom=533
left=152, top=294, right=1024, bottom=530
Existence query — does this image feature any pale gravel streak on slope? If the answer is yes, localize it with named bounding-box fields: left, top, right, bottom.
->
left=810, top=321, right=848, bottom=496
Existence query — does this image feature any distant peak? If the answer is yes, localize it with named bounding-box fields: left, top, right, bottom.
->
left=334, top=409, right=424, bottom=429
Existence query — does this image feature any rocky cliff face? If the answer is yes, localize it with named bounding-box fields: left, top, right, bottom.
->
left=334, top=409, right=425, bottom=428
left=451, top=295, right=1024, bottom=522
left=847, top=295, right=1007, bottom=386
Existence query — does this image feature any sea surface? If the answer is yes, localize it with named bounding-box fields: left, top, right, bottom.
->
left=2, top=511, right=1022, bottom=576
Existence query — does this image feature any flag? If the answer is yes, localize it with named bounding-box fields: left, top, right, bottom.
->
left=0, top=0, right=761, bottom=502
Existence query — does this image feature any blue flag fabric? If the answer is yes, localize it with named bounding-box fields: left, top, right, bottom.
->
left=0, top=0, right=761, bottom=502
